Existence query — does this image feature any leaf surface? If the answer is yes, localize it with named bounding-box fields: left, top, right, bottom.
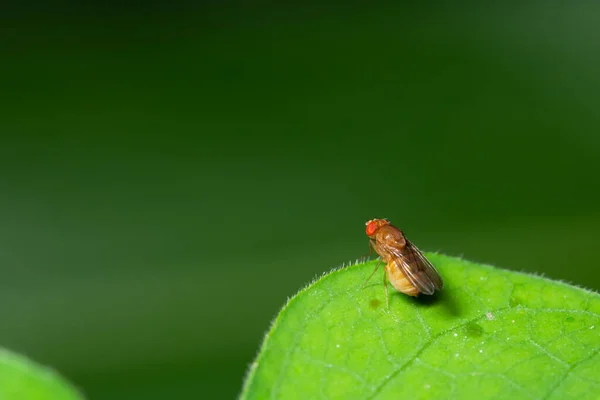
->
left=0, top=348, right=83, bottom=400
left=241, top=254, right=600, bottom=399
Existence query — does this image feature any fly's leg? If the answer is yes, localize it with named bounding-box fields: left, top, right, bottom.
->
left=383, top=268, right=389, bottom=309
left=361, top=259, right=382, bottom=289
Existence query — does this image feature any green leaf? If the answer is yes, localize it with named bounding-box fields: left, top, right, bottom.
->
left=0, top=348, right=83, bottom=400
left=241, top=254, right=600, bottom=400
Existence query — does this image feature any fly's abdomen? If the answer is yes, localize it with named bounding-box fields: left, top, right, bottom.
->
left=385, top=260, right=419, bottom=296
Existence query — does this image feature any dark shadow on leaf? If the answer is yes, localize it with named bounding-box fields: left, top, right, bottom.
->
left=411, top=288, right=463, bottom=317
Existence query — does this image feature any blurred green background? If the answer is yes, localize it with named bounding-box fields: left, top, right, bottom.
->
left=2, top=1, right=600, bottom=399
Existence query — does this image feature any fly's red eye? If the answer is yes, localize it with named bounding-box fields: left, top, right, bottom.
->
left=366, top=221, right=378, bottom=236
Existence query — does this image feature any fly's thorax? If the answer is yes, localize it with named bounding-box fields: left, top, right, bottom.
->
left=376, top=225, right=406, bottom=248
left=385, top=259, right=419, bottom=296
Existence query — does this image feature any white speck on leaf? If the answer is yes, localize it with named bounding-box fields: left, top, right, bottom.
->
left=479, top=349, right=483, bottom=353
left=455, top=353, right=460, bottom=357
left=424, top=384, right=430, bottom=390
left=512, top=320, right=515, bottom=324
left=336, top=344, right=340, bottom=348
left=486, top=312, right=494, bottom=320
left=453, top=333, right=458, bottom=337
left=591, top=326, right=595, bottom=330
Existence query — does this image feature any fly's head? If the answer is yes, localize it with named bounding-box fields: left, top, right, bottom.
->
left=365, top=218, right=390, bottom=238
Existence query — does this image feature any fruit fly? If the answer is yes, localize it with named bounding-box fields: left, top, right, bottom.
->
left=363, top=218, right=443, bottom=307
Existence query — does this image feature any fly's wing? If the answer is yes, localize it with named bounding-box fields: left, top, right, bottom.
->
left=405, top=240, right=444, bottom=291
left=380, top=240, right=443, bottom=295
